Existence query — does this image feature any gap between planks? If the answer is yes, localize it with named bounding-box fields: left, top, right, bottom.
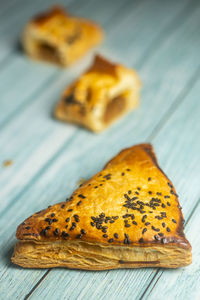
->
left=0, top=0, right=197, bottom=212
left=23, top=75, right=200, bottom=299
left=2, top=0, right=200, bottom=297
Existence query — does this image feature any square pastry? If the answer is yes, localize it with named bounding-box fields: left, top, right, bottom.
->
left=22, top=6, right=103, bottom=66
left=54, top=55, right=141, bottom=132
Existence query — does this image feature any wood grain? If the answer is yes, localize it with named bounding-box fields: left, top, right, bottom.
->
left=0, top=0, right=200, bottom=299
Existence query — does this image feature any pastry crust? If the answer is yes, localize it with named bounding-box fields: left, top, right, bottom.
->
left=54, top=55, right=141, bottom=132
left=22, top=6, right=103, bottom=66
left=12, top=144, right=191, bottom=269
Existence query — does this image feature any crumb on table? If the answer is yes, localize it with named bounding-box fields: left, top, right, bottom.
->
left=2, top=160, right=13, bottom=167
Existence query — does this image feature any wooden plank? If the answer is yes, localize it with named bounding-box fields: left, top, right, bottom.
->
left=25, top=64, right=200, bottom=300
left=147, top=201, right=200, bottom=300
left=136, top=74, right=200, bottom=300
left=0, top=0, right=134, bottom=212
left=0, top=0, right=194, bottom=213
left=0, top=1, right=200, bottom=299
left=0, top=0, right=191, bottom=127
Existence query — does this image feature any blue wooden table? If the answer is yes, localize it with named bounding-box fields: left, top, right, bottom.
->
left=0, top=0, right=200, bottom=299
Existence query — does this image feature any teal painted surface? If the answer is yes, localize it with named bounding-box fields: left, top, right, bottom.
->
left=0, top=0, right=200, bottom=299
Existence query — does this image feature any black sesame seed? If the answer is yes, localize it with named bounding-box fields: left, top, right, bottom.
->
left=124, top=233, right=131, bottom=244
left=126, top=168, right=131, bottom=171
left=128, top=190, right=132, bottom=194
left=132, top=221, right=137, bottom=225
left=103, top=234, right=108, bottom=238
left=100, top=213, right=105, bottom=217
left=81, top=229, right=86, bottom=235
left=154, top=235, right=160, bottom=241
left=142, top=228, right=147, bottom=234
left=102, top=228, right=107, bottom=233
left=51, top=213, right=55, bottom=217
left=67, top=209, right=73, bottom=212
left=148, top=191, right=152, bottom=195
left=74, top=215, right=80, bottom=222
left=152, top=226, right=160, bottom=232
left=162, top=203, right=166, bottom=208
left=54, top=228, right=60, bottom=236
left=61, top=204, right=65, bottom=208
left=45, top=218, right=51, bottom=223
left=158, top=232, right=164, bottom=237
left=114, top=233, right=119, bottom=239
left=62, top=231, right=69, bottom=238
left=52, top=218, right=58, bottom=222
left=125, top=223, right=131, bottom=228
left=121, top=172, right=125, bottom=176
left=110, top=220, right=115, bottom=224
left=145, top=222, right=150, bottom=226
left=25, top=226, right=30, bottom=230
left=161, top=237, right=167, bottom=244
left=162, top=222, right=166, bottom=228
left=166, top=227, right=171, bottom=232
left=77, top=201, right=82, bottom=206
left=168, top=182, right=173, bottom=188
left=142, top=215, right=147, bottom=223
left=78, top=194, right=86, bottom=199
left=139, top=238, right=144, bottom=243
left=172, top=219, right=177, bottom=224
left=167, top=202, right=171, bottom=206
left=65, top=217, right=70, bottom=222
left=148, top=177, right=151, bottom=181
left=108, top=238, right=114, bottom=243
left=135, top=191, right=139, bottom=195
left=70, top=222, right=76, bottom=231
left=164, top=195, right=170, bottom=199
left=76, top=234, right=82, bottom=239
left=45, top=226, right=51, bottom=230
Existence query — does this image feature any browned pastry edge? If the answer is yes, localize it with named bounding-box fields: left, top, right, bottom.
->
left=87, top=54, right=118, bottom=77
left=12, top=144, right=192, bottom=269
left=104, top=143, right=186, bottom=243
left=33, top=6, right=67, bottom=25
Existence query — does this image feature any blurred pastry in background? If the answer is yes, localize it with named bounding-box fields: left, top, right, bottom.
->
left=54, top=55, right=141, bottom=132
left=22, top=6, right=104, bottom=66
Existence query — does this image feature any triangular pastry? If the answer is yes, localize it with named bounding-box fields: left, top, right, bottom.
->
left=54, top=55, right=141, bottom=132
left=12, top=144, right=191, bottom=270
left=22, top=6, right=103, bottom=66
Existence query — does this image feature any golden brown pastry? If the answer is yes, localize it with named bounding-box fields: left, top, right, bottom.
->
left=54, top=55, right=141, bottom=132
left=22, top=6, right=103, bottom=66
left=12, top=144, right=191, bottom=270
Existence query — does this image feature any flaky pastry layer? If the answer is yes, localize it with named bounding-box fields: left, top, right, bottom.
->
left=12, top=144, right=192, bottom=270
left=12, top=240, right=191, bottom=270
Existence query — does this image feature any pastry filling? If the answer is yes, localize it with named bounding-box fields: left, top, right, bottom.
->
left=37, top=42, right=61, bottom=64
left=104, top=94, right=126, bottom=124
